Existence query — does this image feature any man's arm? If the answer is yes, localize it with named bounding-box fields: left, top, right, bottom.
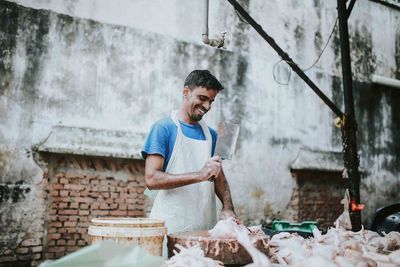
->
left=214, top=167, right=236, bottom=219
left=145, top=154, right=222, bottom=190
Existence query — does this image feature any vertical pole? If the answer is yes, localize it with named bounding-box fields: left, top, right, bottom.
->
left=337, top=0, right=362, bottom=231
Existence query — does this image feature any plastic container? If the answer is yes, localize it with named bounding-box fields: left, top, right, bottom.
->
left=88, top=217, right=167, bottom=256
left=272, top=220, right=318, bottom=233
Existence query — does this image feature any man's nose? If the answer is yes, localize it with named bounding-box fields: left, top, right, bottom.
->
left=203, top=102, right=211, bottom=110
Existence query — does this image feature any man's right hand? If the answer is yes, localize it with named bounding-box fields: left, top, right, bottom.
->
left=200, top=156, right=222, bottom=181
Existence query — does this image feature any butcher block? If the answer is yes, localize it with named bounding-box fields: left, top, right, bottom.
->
left=167, top=230, right=269, bottom=265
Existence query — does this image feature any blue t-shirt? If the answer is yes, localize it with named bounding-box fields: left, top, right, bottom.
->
left=142, top=117, right=217, bottom=171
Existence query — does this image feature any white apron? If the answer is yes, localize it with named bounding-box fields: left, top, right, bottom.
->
left=149, top=110, right=217, bottom=234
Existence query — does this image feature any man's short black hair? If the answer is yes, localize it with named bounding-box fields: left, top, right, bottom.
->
left=184, top=70, right=224, bottom=91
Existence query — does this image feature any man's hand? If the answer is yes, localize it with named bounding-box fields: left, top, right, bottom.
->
left=219, top=208, right=237, bottom=221
left=200, top=156, right=222, bottom=181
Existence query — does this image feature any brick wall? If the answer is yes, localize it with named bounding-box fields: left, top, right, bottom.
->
left=287, top=170, right=346, bottom=229
left=44, top=154, right=146, bottom=260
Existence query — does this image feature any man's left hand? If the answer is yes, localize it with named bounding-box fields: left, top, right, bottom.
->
left=219, top=208, right=237, bottom=221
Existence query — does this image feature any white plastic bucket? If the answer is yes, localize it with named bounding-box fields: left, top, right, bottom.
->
left=88, top=217, right=167, bottom=256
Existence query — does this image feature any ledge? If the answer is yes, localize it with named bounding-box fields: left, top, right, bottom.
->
left=290, top=148, right=344, bottom=172
left=34, top=125, right=146, bottom=160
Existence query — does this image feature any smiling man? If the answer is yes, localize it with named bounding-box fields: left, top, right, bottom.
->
left=142, top=70, right=236, bottom=235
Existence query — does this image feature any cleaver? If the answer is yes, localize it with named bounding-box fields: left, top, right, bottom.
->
left=208, top=122, right=240, bottom=182
left=214, top=122, right=240, bottom=160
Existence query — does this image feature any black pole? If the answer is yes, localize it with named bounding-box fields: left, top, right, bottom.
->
left=337, top=0, right=362, bottom=231
left=226, top=0, right=343, bottom=118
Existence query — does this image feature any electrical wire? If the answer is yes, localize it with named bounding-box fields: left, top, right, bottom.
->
left=301, top=17, right=339, bottom=72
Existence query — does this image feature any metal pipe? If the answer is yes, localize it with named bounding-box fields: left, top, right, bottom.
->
left=202, top=0, right=210, bottom=44
left=337, top=0, right=362, bottom=231
left=371, top=74, right=400, bottom=89
left=202, top=0, right=226, bottom=48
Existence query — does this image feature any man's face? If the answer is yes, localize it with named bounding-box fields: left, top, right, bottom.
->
left=183, top=86, right=218, bottom=124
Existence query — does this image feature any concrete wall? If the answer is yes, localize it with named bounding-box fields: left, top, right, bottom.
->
left=0, top=0, right=399, bottom=264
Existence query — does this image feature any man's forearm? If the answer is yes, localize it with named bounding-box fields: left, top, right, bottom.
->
left=146, top=170, right=205, bottom=190
left=214, top=169, right=235, bottom=211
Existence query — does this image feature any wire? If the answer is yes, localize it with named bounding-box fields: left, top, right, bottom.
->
left=302, top=17, right=339, bottom=72
left=273, top=59, right=292, bottom=85
left=235, top=9, right=250, bottom=25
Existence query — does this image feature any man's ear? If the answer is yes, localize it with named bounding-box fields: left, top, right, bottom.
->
left=183, top=86, right=190, bottom=98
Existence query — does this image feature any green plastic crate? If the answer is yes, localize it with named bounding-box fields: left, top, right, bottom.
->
left=272, top=220, right=318, bottom=233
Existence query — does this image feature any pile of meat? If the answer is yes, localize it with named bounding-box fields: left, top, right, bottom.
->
left=165, top=217, right=400, bottom=267
left=269, top=226, right=400, bottom=266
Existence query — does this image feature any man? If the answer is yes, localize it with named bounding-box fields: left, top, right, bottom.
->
left=142, top=70, right=236, bottom=234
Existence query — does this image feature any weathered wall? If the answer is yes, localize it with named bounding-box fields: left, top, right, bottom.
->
left=0, top=0, right=399, bottom=265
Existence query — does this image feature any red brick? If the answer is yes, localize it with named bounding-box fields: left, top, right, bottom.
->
left=50, top=190, right=59, bottom=197
left=48, top=228, right=57, bottom=233
left=70, top=202, right=79, bottom=209
left=55, top=173, right=65, bottom=178
left=66, top=240, right=76, bottom=246
left=99, top=203, right=109, bottom=210
left=117, top=187, right=128, bottom=193
left=76, top=228, right=87, bottom=235
left=80, top=203, right=89, bottom=210
left=64, top=228, right=77, bottom=235
left=32, top=253, right=42, bottom=260
left=69, top=191, right=79, bottom=197
left=74, top=197, right=91, bottom=203
left=78, top=216, right=89, bottom=222
left=59, top=178, right=69, bottom=184
left=91, top=203, right=100, bottom=209
left=79, top=210, right=89, bottom=216
left=119, top=204, right=127, bottom=210
left=50, top=222, right=62, bottom=228
left=56, top=240, right=66, bottom=246
left=77, top=240, right=86, bottom=246
left=110, top=210, right=127, bottom=216
left=64, top=184, right=84, bottom=191
left=64, top=221, right=77, bottom=227
left=15, top=247, right=29, bottom=254
left=115, top=198, right=125, bottom=204
left=52, top=183, right=64, bottom=190
left=48, top=246, right=65, bottom=253
left=48, top=233, right=61, bottom=240
left=92, top=210, right=109, bottom=216
left=80, top=190, right=89, bottom=197
left=59, top=209, right=78, bottom=215
left=89, top=192, right=99, bottom=198
left=90, top=180, right=99, bottom=185
left=32, top=246, right=43, bottom=253
left=109, top=203, right=118, bottom=209
left=78, top=222, right=90, bottom=228
left=59, top=203, right=68, bottom=209
left=68, top=216, right=78, bottom=221
left=127, top=210, right=144, bottom=217
left=67, top=246, right=79, bottom=252
left=101, top=192, right=110, bottom=198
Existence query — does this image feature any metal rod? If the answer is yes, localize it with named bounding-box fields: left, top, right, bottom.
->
left=337, top=0, right=362, bottom=231
left=347, top=0, right=357, bottom=19
left=226, top=0, right=344, bottom=118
